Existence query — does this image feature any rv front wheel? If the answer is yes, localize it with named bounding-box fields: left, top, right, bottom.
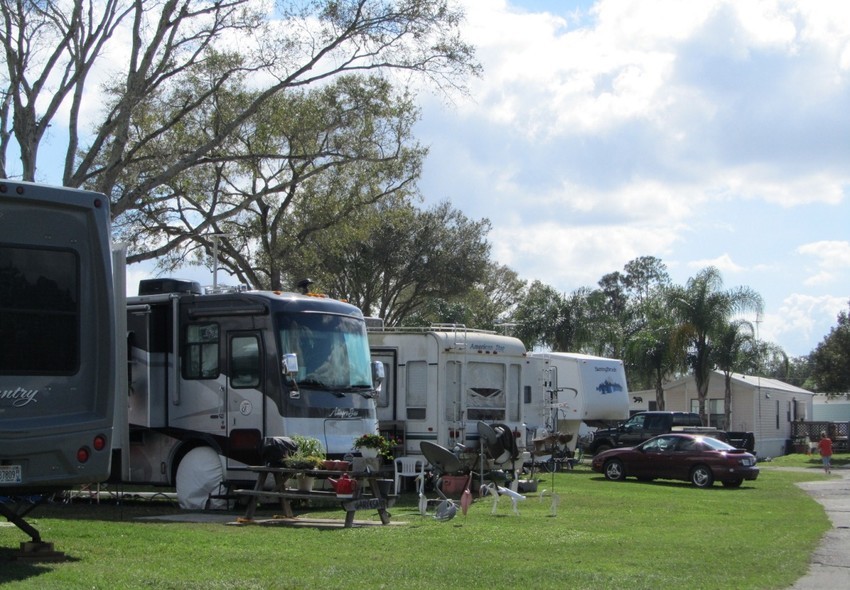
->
left=175, top=446, right=227, bottom=510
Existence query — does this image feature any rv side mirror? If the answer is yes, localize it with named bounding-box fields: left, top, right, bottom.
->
left=282, top=353, right=300, bottom=399
left=282, top=353, right=299, bottom=376
left=371, top=361, right=385, bottom=392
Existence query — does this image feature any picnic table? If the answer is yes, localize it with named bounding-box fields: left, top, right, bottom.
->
left=234, top=466, right=395, bottom=528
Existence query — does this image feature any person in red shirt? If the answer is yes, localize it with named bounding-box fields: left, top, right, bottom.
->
left=818, top=432, right=833, bottom=474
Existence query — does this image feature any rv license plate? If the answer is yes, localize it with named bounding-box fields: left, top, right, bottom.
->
left=0, top=464, right=22, bottom=484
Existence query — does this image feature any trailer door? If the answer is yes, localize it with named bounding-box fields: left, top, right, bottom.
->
left=226, top=331, right=264, bottom=468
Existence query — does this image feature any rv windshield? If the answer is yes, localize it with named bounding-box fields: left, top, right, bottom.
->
left=277, top=312, right=372, bottom=391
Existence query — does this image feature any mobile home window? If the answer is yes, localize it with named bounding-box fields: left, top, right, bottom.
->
left=689, top=399, right=725, bottom=429
left=184, top=323, right=220, bottom=379
left=708, top=399, right=725, bottom=430
left=0, top=245, right=79, bottom=374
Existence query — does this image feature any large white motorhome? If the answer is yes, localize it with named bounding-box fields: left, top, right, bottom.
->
left=117, top=279, right=383, bottom=508
left=0, top=181, right=116, bottom=548
left=368, top=325, right=531, bottom=453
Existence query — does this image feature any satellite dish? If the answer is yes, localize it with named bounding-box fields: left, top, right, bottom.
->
left=420, top=441, right=462, bottom=475
left=478, top=421, right=510, bottom=464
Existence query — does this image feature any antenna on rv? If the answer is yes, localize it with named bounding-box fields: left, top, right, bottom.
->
left=207, top=233, right=227, bottom=291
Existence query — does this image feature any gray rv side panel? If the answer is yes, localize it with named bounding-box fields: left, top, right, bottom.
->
left=0, top=181, right=115, bottom=491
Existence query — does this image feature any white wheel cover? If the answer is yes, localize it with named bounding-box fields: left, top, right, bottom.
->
left=175, top=447, right=226, bottom=510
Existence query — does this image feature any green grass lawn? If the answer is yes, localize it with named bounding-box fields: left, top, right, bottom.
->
left=0, top=458, right=843, bottom=590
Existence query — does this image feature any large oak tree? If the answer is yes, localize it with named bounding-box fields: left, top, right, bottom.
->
left=1, top=0, right=479, bottom=265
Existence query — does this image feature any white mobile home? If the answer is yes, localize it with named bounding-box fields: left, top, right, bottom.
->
left=631, top=371, right=813, bottom=458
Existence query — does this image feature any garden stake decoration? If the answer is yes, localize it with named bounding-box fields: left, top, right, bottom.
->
left=460, top=474, right=473, bottom=516
left=416, top=474, right=427, bottom=516
left=480, top=483, right=526, bottom=516
left=434, top=499, right=457, bottom=521
left=539, top=489, right=561, bottom=517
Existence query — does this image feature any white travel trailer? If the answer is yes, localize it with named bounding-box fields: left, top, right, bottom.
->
left=116, top=279, right=383, bottom=509
left=0, top=181, right=115, bottom=551
left=526, top=352, right=630, bottom=452
left=369, top=325, right=632, bottom=458
left=368, top=325, right=530, bottom=454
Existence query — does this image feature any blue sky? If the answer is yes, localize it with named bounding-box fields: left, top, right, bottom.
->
left=405, top=0, right=850, bottom=357
left=13, top=0, right=843, bottom=359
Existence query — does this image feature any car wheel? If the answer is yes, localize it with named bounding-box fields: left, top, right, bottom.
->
left=722, top=479, right=743, bottom=488
left=690, top=465, right=714, bottom=488
left=604, top=459, right=625, bottom=481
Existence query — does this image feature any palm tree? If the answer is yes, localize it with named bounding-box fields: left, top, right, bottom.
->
left=625, top=295, right=682, bottom=410
left=667, top=267, right=763, bottom=424
left=712, top=319, right=756, bottom=429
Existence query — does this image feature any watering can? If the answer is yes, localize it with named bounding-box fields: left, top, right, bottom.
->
left=328, top=473, right=357, bottom=496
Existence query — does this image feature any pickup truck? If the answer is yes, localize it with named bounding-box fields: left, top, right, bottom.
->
left=587, top=411, right=722, bottom=454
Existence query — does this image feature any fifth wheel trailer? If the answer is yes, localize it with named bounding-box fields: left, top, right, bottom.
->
left=526, top=351, right=630, bottom=453
left=0, top=181, right=116, bottom=552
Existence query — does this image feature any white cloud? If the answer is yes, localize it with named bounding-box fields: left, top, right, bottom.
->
left=797, top=241, right=850, bottom=285
left=490, top=217, right=681, bottom=289
left=687, top=253, right=745, bottom=274
left=763, top=293, right=848, bottom=353
left=710, top=170, right=847, bottom=207
left=418, top=0, right=850, bottom=359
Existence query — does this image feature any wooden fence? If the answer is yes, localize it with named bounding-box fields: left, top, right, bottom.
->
left=791, top=421, right=849, bottom=452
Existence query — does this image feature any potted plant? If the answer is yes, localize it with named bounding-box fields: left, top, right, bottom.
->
left=354, top=433, right=394, bottom=460
left=283, top=435, right=326, bottom=490
left=792, top=436, right=810, bottom=455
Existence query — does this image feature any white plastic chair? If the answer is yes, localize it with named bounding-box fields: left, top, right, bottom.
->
left=394, top=456, right=427, bottom=495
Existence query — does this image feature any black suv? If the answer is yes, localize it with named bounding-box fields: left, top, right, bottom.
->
left=588, top=411, right=705, bottom=454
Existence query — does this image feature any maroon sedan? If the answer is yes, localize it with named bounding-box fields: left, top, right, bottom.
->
left=591, top=433, right=759, bottom=488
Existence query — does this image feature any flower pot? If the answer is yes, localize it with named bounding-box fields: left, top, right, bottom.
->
left=297, top=475, right=315, bottom=492
left=359, top=447, right=379, bottom=459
